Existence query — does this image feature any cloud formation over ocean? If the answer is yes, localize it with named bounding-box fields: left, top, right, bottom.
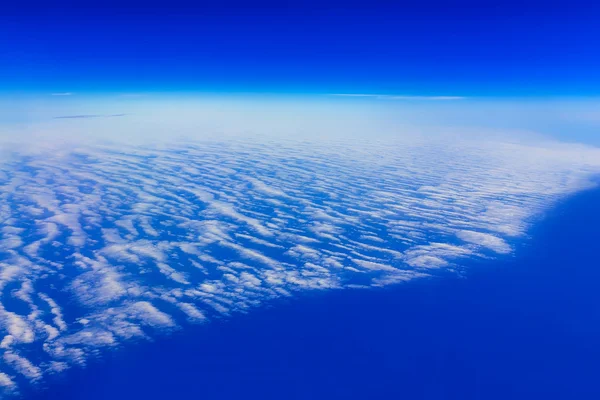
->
left=1, top=131, right=599, bottom=396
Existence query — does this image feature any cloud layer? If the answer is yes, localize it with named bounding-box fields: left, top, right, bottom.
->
left=0, top=133, right=599, bottom=396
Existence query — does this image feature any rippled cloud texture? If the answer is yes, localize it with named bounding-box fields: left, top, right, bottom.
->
left=1, top=98, right=599, bottom=395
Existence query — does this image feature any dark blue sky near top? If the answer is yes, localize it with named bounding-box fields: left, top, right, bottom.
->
left=1, top=0, right=599, bottom=96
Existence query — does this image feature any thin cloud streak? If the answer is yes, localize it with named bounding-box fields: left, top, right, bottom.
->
left=53, top=114, right=128, bottom=119
left=330, top=94, right=466, bottom=100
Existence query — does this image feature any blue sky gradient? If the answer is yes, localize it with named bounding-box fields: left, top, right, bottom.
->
left=2, top=0, right=600, bottom=96
left=1, top=3, right=600, bottom=398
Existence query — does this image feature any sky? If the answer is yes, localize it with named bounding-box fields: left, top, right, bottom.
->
left=1, top=0, right=599, bottom=148
left=2, top=0, right=600, bottom=96
left=2, top=2, right=600, bottom=398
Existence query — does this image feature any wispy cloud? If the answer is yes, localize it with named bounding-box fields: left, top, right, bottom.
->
left=1, top=132, right=599, bottom=396
left=50, top=92, right=73, bottom=96
left=330, top=93, right=465, bottom=100
left=53, top=114, right=127, bottom=119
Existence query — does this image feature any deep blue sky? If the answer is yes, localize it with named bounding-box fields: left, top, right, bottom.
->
left=1, top=0, right=599, bottom=96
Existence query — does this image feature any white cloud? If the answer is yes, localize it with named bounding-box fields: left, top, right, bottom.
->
left=330, top=93, right=465, bottom=100
left=0, top=310, right=35, bottom=344
left=0, top=129, right=599, bottom=395
left=177, top=303, right=206, bottom=322
left=456, top=230, right=512, bottom=254
left=3, top=351, right=42, bottom=382
left=0, top=372, right=16, bottom=389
